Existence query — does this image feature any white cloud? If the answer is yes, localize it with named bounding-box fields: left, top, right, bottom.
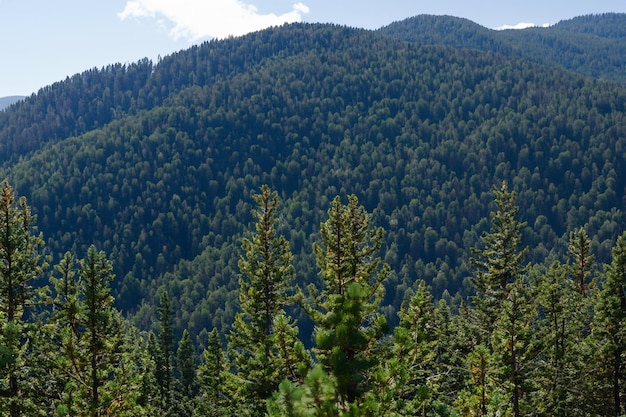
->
left=118, top=0, right=310, bottom=41
left=494, top=22, right=550, bottom=30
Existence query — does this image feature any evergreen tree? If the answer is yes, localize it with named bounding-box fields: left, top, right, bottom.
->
left=468, top=182, right=531, bottom=417
left=140, top=331, right=161, bottom=411
left=79, top=245, right=118, bottom=417
left=380, top=280, right=437, bottom=415
left=168, top=328, right=197, bottom=417
left=489, top=277, right=536, bottom=417
left=156, top=291, right=174, bottom=410
left=432, top=298, right=469, bottom=406
left=197, top=328, right=230, bottom=417
left=47, top=251, right=82, bottom=415
left=591, top=231, right=626, bottom=416
left=228, top=185, right=305, bottom=416
left=455, top=344, right=505, bottom=416
left=267, top=365, right=339, bottom=417
left=470, top=181, right=528, bottom=339
left=568, top=227, right=595, bottom=297
left=177, top=329, right=196, bottom=399
left=0, top=181, right=46, bottom=416
left=46, top=247, right=149, bottom=416
left=530, top=260, right=595, bottom=416
left=302, top=194, right=390, bottom=412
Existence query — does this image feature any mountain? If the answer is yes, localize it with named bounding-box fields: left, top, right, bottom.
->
left=0, top=95, right=25, bottom=111
left=0, top=17, right=626, bottom=338
left=380, top=13, right=626, bottom=82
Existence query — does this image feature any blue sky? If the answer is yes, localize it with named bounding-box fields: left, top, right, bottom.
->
left=1, top=0, right=626, bottom=97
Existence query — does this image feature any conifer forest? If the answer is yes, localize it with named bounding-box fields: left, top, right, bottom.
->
left=2, top=13, right=626, bottom=416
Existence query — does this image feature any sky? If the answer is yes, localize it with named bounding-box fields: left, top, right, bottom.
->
left=1, top=0, right=626, bottom=98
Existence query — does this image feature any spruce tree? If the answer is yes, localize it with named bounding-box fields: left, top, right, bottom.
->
left=302, top=194, right=390, bottom=412
left=45, top=247, right=151, bottom=416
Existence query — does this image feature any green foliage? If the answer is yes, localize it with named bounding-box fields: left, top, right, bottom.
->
left=381, top=13, right=626, bottom=83
left=0, top=19, right=625, bottom=343
left=2, top=15, right=626, bottom=416
left=177, top=329, right=196, bottom=398
left=303, top=195, right=390, bottom=410
left=568, top=227, right=596, bottom=296
left=590, top=232, right=626, bottom=416
left=228, top=185, right=307, bottom=416
left=470, top=182, right=528, bottom=340
left=0, top=181, right=47, bottom=416
left=196, top=328, right=230, bottom=417
left=531, top=261, right=589, bottom=416
left=379, top=280, right=438, bottom=415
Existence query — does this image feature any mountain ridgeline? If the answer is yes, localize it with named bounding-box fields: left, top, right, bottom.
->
left=1, top=15, right=626, bottom=338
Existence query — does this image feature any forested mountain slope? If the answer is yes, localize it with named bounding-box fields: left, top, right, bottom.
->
left=381, top=13, right=626, bottom=82
left=1, top=21, right=626, bottom=338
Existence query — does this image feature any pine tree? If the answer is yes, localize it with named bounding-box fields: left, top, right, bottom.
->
left=0, top=181, right=46, bottom=416
left=568, top=227, right=595, bottom=297
left=468, top=182, right=531, bottom=417
left=47, top=251, right=82, bottom=415
left=44, top=247, right=149, bottom=416
left=267, top=365, right=339, bottom=417
left=302, top=194, right=390, bottom=412
left=197, top=328, right=230, bottom=417
left=591, top=231, right=626, bottom=416
left=79, top=245, right=118, bottom=417
left=470, top=181, right=528, bottom=339
left=156, top=291, right=174, bottom=410
left=177, top=329, right=196, bottom=399
left=381, top=280, right=437, bottom=415
left=490, top=277, right=536, bottom=417
left=529, top=260, right=596, bottom=416
left=228, top=185, right=305, bottom=416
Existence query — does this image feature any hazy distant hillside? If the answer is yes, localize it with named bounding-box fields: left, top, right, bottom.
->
left=0, top=20, right=625, bottom=337
left=381, top=13, right=626, bottom=82
left=0, top=95, right=25, bottom=111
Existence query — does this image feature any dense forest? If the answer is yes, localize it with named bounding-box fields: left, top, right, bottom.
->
left=2, top=181, right=626, bottom=416
left=380, top=13, right=626, bottom=83
left=1, top=12, right=626, bottom=414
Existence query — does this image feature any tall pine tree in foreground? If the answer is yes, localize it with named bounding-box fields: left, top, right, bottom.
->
left=466, top=182, right=531, bottom=417
left=470, top=181, right=528, bottom=338
left=228, top=185, right=307, bottom=417
left=301, top=194, right=391, bottom=414
left=0, top=182, right=46, bottom=416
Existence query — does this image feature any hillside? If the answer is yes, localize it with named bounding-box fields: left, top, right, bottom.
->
left=0, top=19, right=626, bottom=338
left=380, top=13, right=626, bottom=82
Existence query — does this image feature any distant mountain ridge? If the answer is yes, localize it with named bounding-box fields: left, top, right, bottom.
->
left=0, top=16, right=625, bottom=337
left=0, top=95, right=25, bottom=111
left=380, top=13, right=626, bottom=82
